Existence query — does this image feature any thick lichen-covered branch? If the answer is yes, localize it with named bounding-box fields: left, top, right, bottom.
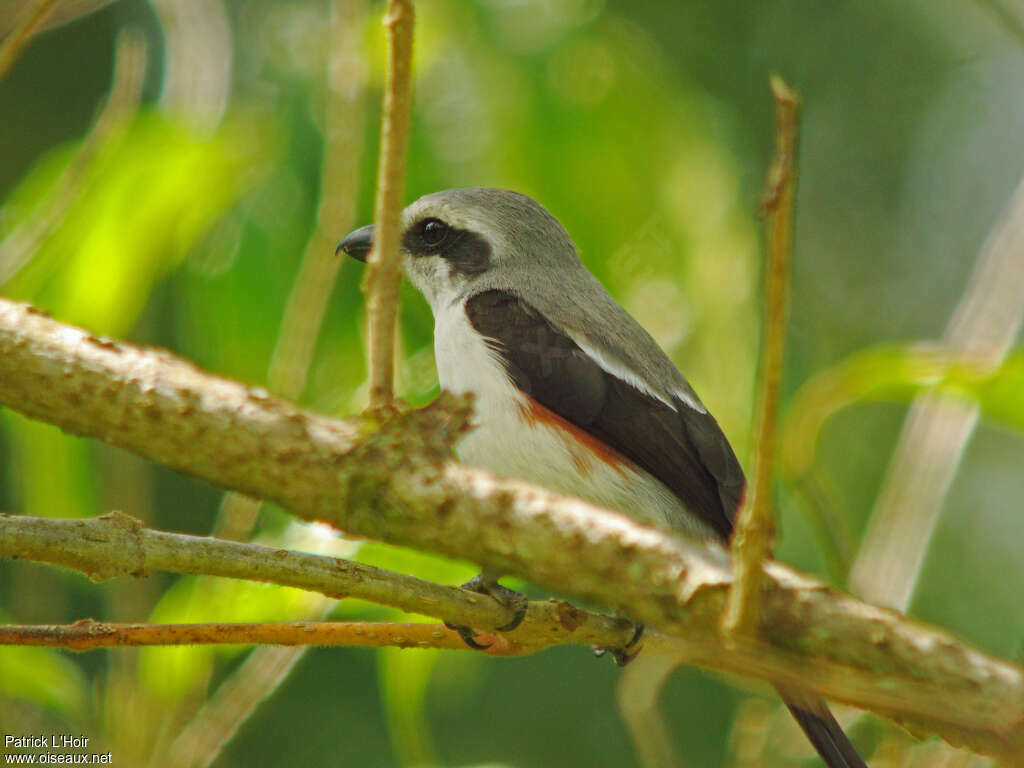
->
left=0, top=297, right=1022, bottom=760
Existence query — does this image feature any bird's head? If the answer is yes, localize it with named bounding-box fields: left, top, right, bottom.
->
left=337, top=187, right=579, bottom=310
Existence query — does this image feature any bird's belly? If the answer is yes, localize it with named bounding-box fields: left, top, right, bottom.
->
left=433, top=304, right=691, bottom=531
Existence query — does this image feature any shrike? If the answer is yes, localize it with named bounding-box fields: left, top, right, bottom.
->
left=339, top=187, right=866, bottom=768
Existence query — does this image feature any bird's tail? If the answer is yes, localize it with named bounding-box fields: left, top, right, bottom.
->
left=780, top=691, right=868, bottom=768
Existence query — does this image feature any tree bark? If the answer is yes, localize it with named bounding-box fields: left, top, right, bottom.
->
left=0, top=297, right=1021, bottom=761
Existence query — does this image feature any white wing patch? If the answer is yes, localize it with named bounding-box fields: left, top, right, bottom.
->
left=570, top=334, right=707, bottom=414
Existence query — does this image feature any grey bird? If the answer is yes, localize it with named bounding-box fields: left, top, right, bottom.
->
left=339, top=187, right=867, bottom=768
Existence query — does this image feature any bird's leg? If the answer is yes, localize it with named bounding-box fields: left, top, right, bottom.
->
left=444, top=571, right=528, bottom=649
left=593, top=622, right=645, bottom=666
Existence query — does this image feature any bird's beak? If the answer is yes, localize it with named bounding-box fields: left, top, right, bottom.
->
left=336, top=224, right=375, bottom=262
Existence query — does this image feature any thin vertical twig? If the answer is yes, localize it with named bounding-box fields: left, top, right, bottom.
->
left=363, top=0, right=415, bottom=408
left=0, top=0, right=59, bottom=82
left=723, top=75, right=801, bottom=639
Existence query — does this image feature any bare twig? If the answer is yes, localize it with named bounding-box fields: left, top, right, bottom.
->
left=0, top=510, right=632, bottom=650
left=6, top=601, right=1019, bottom=764
left=0, top=0, right=58, bottom=82
left=1, top=299, right=1023, bottom=757
left=0, top=619, right=526, bottom=654
left=363, top=0, right=415, bottom=407
left=723, top=75, right=800, bottom=639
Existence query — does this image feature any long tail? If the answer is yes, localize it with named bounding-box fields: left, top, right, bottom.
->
left=780, top=692, right=868, bottom=768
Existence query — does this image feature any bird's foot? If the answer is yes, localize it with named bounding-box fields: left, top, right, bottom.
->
left=444, top=573, right=528, bottom=650
left=593, top=622, right=644, bottom=666
left=463, top=574, right=529, bottom=632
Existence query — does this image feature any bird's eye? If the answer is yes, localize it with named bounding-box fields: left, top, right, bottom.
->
left=421, top=218, right=449, bottom=247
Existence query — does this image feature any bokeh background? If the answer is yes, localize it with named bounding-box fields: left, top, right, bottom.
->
left=2, top=1, right=1023, bottom=766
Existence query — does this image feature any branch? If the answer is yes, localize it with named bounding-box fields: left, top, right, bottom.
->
left=0, top=619, right=524, bottom=654
left=363, top=0, right=415, bottom=406
left=0, top=510, right=634, bottom=652
left=723, top=74, right=799, bottom=638
left=0, top=297, right=1022, bottom=759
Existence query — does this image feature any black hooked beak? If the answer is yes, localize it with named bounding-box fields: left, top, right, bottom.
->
left=336, top=224, right=374, bottom=262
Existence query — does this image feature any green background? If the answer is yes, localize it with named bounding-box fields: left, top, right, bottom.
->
left=1, top=1, right=1023, bottom=766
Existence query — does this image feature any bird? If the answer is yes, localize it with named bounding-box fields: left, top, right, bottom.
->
left=338, top=187, right=867, bottom=768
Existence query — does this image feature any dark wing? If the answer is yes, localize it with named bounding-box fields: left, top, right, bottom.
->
left=465, top=290, right=745, bottom=541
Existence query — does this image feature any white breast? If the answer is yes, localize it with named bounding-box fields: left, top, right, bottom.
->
left=433, top=299, right=705, bottom=535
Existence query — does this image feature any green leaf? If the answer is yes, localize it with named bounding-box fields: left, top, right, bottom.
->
left=782, top=344, right=1024, bottom=478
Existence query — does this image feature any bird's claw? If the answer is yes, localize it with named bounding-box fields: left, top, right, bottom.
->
left=445, top=573, right=528, bottom=650
left=444, top=621, right=492, bottom=650
left=593, top=622, right=644, bottom=666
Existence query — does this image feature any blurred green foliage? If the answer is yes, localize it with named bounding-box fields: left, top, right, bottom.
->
left=3, top=112, right=269, bottom=336
left=1, top=1, right=1023, bottom=767
left=0, top=611, right=88, bottom=720
left=784, top=346, right=1024, bottom=479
